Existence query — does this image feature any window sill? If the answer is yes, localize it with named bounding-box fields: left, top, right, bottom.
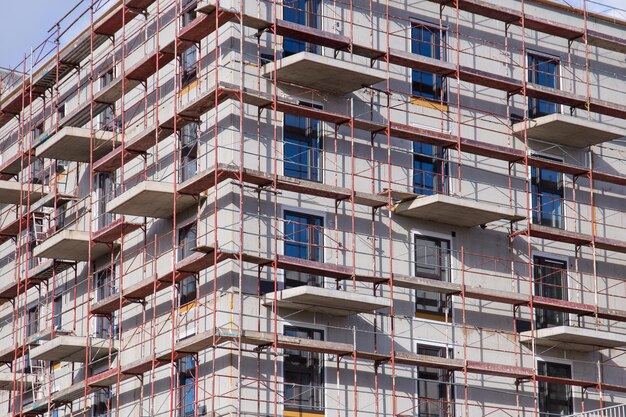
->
left=410, top=96, right=449, bottom=112
left=179, top=300, right=197, bottom=313
left=415, top=311, right=451, bottom=323
left=284, top=409, right=326, bottom=417
left=179, top=78, right=199, bottom=97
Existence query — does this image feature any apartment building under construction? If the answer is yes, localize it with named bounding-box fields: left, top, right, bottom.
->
left=0, top=0, right=625, bottom=416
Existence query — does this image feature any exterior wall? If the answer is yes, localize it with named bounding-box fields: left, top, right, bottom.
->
left=0, top=0, right=625, bottom=416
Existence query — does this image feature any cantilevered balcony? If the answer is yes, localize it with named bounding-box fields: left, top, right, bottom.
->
left=0, top=373, right=35, bottom=391
left=35, top=127, right=119, bottom=162
left=263, top=285, right=389, bottom=316
left=106, top=181, right=197, bottom=218
left=0, top=150, right=33, bottom=179
left=513, top=113, right=626, bottom=148
left=393, top=194, right=524, bottom=227
left=0, top=181, right=48, bottom=205
left=262, top=51, right=386, bottom=94
left=29, top=335, right=119, bottom=362
left=33, top=229, right=113, bottom=261
left=520, top=326, right=626, bottom=351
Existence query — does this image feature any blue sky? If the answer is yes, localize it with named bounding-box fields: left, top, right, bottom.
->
left=0, top=0, right=623, bottom=72
left=0, top=0, right=82, bottom=70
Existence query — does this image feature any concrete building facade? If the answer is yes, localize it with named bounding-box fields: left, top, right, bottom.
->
left=0, top=0, right=625, bottom=416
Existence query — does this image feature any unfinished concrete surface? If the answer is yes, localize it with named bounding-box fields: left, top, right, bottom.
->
left=29, top=335, right=119, bottom=362
left=32, top=229, right=114, bottom=261
left=0, top=181, right=48, bottom=205
left=393, top=194, right=524, bottom=227
left=513, top=113, right=626, bottom=147
left=262, top=51, right=386, bottom=94
left=35, top=126, right=119, bottom=162
left=263, top=285, right=390, bottom=316
left=520, top=326, right=626, bottom=351
left=106, top=180, right=197, bottom=218
left=0, top=372, right=35, bottom=390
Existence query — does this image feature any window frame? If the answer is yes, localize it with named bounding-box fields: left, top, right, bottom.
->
left=53, top=295, right=62, bottom=329
left=282, top=0, right=321, bottom=57
left=178, top=354, right=197, bottom=417
left=27, top=305, right=39, bottom=337
left=411, top=230, right=453, bottom=318
left=536, top=358, right=574, bottom=417
left=179, top=122, right=199, bottom=183
left=416, top=342, right=455, bottom=417
left=282, top=208, right=326, bottom=289
left=530, top=154, right=565, bottom=230
left=532, top=252, right=569, bottom=329
left=410, top=19, right=448, bottom=101
left=282, top=101, right=324, bottom=183
left=527, top=51, right=561, bottom=118
left=413, top=139, right=448, bottom=196
left=282, top=324, right=326, bottom=412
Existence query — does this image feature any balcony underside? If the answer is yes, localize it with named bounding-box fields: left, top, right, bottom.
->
left=520, top=326, right=626, bottom=351
left=394, top=194, right=524, bottom=227
left=93, top=217, right=142, bottom=243
left=35, top=127, right=119, bottom=162
left=0, top=181, right=48, bottom=205
left=0, top=372, right=35, bottom=390
left=513, top=114, right=626, bottom=148
left=262, top=51, right=386, bottom=94
left=30, top=335, right=119, bottom=362
left=178, top=163, right=388, bottom=207
left=263, top=285, right=389, bottom=316
left=0, top=150, right=32, bottom=179
left=33, top=230, right=114, bottom=261
left=106, top=181, right=198, bottom=218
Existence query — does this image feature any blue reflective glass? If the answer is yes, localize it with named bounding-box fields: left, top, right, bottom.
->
left=528, top=54, right=559, bottom=117
left=411, top=23, right=444, bottom=100
left=284, top=113, right=322, bottom=181
left=283, top=0, right=319, bottom=56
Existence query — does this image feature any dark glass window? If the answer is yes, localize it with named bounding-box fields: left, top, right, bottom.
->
left=531, top=159, right=564, bottom=229
left=180, top=123, right=199, bottom=182
left=283, top=0, right=320, bottom=57
left=415, top=235, right=450, bottom=315
left=178, top=222, right=197, bottom=262
left=284, top=327, right=324, bottom=411
left=413, top=142, right=447, bottom=195
left=284, top=103, right=322, bottom=182
left=412, top=22, right=446, bottom=100
left=417, top=344, right=454, bottom=417
left=95, top=267, right=115, bottom=302
left=181, top=46, right=197, bottom=87
left=284, top=211, right=323, bottom=288
left=93, top=389, right=112, bottom=417
left=179, top=276, right=197, bottom=306
left=538, top=361, right=572, bottom=417
left=96, top=172, right=114, bottom=229
left=534, top=256, right=568, bottom=329
left=27, top=306, right=39, bottom=337
left=528, top=53, right=559, bottom=118
left=178, top=355, right=196, bottom=417
left=53, top=295, right=62, bottom=329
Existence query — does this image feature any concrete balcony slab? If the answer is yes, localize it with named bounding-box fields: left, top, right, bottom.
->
left=29, top=335, right=119, bottom=362
left=393, top=194, right=524, bottom=227
left=33, top=229, right=113, bottom=261
left=513, top=114, right=626, bottom=148
left=0, top=372, right=35, bottom=390
left=263, top=285, right=389, bottom=316
left=106, top=180, right=197, bottom=218
left=35, top=126, right=119, bottom=162
left=520, top=326, right=626, bottom=351
left=0, top=181, right=48, bottom=205
left=263, top=51, right=386, bottom=94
